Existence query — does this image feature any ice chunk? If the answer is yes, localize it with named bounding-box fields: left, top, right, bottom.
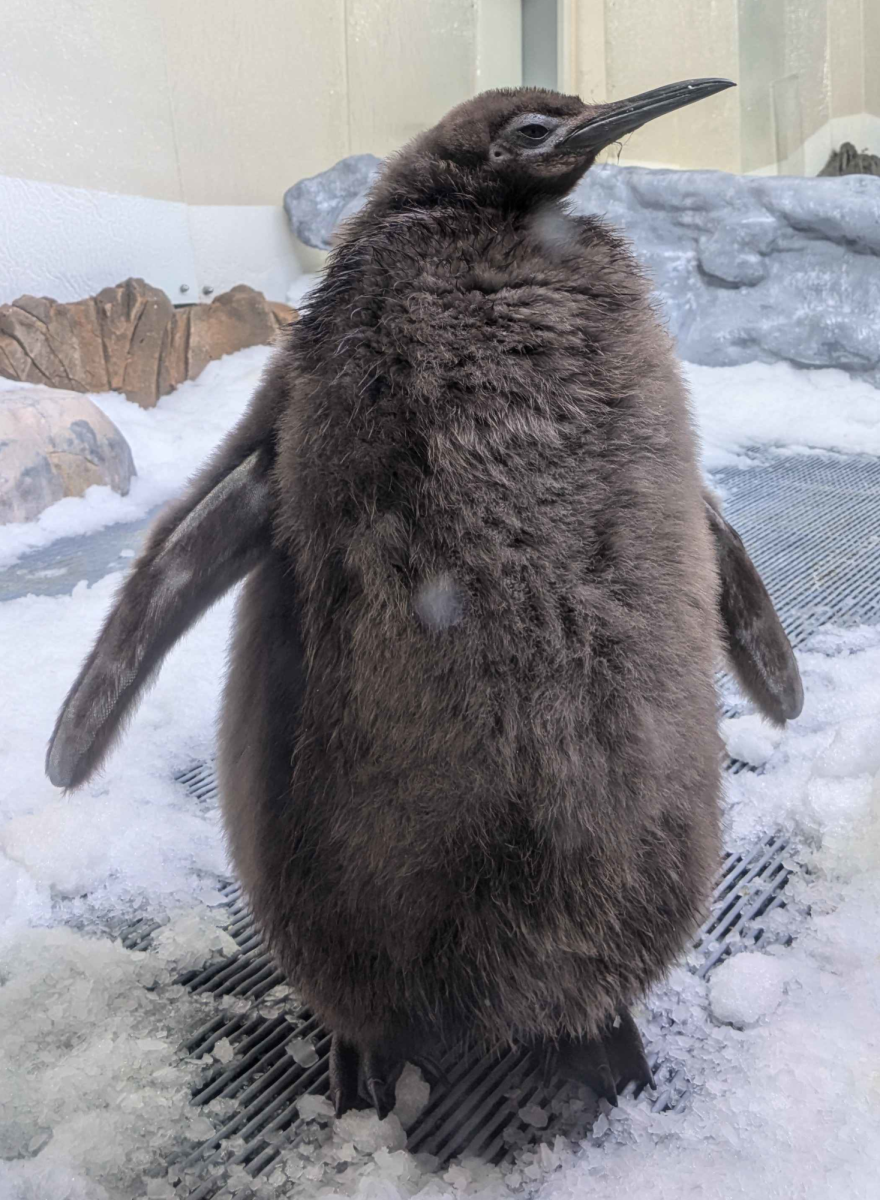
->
left=333, top=1110, right=407, bottom=1152
left=152, top=911, right=238, bottom=973
left=186, top=1115, right=216, bottom=1140
left=709, top=952, right=790, bottom=1028
left=296, top=1094, right=335, bottom=1122
left=518, top=1103, right=549, bottom=1128
left=213, top=1037, right=235, bottom=1064
left=443, top=1163, right=472, bottom=1190
left=373, top=1147, right=423, bottom=1186
left=721, top=714, right=784, bottom=767
left=592, top=1112, right=610, bottom=1138
left=287, top=1037, right=319, bottom=1067
left=145, top=1179, right=177, bottom=1198
left=393, top=1063, right=431, bottom=1125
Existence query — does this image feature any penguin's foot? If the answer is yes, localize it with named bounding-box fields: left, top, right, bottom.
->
left=328, top=1034, right=448, bottom=1120
left=541, top=1006, right=654, bottom=1106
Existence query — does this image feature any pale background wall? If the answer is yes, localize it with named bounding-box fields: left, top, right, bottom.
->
left=1, top=0, right=877, bottom=306
left=575, top=0, right=880, bottom=175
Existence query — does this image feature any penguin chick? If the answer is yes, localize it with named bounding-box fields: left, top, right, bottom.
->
left=47, top=79, right=803, bottom=1118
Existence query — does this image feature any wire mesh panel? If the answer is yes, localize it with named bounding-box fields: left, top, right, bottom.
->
left=712, top=452, right=880, bottom=646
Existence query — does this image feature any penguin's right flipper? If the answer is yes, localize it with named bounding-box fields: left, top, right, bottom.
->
left=704, top=491, right=804, bottom=726
left=45, top=362, right=288, bottom=791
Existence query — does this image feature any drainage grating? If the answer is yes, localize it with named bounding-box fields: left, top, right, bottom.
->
left=714, top=452, right=880, bottom=768
left=712, top=452, right=880, bottom=648
left=140, top=450, right=879, bottom=1192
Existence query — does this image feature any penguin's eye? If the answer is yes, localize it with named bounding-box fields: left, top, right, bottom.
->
left=519, top=124, right=551, bottom=141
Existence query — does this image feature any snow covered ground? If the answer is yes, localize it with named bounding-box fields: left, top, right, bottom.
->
left=2, top=349, right=880, bottom=1198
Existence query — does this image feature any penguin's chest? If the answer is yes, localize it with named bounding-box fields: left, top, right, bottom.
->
left=293, top=390, right=664, bottom=803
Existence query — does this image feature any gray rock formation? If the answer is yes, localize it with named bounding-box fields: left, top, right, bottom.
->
left=283, top=154, right=383, bottom=250
left=570, top=166, right=880, bottom=386
left=290, top=153, right=880, bottom=385
left=0, top=387, right=135, bottom=524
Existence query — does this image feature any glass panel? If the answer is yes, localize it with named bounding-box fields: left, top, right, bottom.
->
left=522, top=0, right=557, bottom=90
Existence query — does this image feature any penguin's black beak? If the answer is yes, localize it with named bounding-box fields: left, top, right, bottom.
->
left=559, top=78, right=735, bottom=155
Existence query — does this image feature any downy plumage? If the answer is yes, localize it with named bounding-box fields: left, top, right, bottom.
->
left=47, top=80, right=803, bottom=1118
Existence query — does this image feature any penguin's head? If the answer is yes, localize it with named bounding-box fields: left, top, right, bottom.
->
left=385, top=80, right=734, bottom=209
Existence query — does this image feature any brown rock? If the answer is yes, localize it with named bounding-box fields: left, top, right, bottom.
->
left=94, top=278, right=176, bottom=407
left=0, top=279, right=177, bottom=408
left=268, top=300, right=298, bottom=330
left=167, top=306, right=191, bottom=391
left=0, top=279, right=299, bottom=408
left=185, top=285, right=277, bottom=380
left=94, top=278, right=149, bottom=391
left=0, top=385, right=135, bottom=524
left=0, top=294, right=110, bottom=393
left=819, top=142, right=880, bottom=177
left=122, top=284, right=175, bottom=407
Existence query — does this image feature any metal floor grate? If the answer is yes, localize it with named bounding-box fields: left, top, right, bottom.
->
left=712, top=452, right=880, bottom=648
left=138, top=450, right=880, bottom=1193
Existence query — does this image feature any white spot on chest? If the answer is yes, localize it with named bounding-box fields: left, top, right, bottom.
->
left=413, top=572, right=465, bottom=631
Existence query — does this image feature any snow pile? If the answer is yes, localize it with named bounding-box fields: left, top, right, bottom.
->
left=708, top=950, right=791, bottom=1027
left=685, top=359, right=880, bottom=470
left=0, top=346, right=274, bottom=567
left=0, top=928, right=212, bottom=1200
left=0, top=573, right=233, bottom=935
left=720, top=713, right=784, bottom=768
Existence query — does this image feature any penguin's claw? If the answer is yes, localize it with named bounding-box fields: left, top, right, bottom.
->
left=361, top=1046, right=404, bottom=1120
left=329, top=1034, right=360, bottom=1118
left=366, top=1076, right=395, bottom=1121
left=604, top=1006, right=655, bottom=1097
left=326, top=1034, right=409, bottom=1122
left=541, top=1005, right=654, bottom=1105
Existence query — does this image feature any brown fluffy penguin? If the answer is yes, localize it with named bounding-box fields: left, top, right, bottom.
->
left=47, top=81, right=803, bottom=1119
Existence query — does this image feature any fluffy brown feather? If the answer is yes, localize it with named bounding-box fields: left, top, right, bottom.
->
left=49, top=88, right=802, bottom=1084
left=223, top=90, right=723, bottom=1054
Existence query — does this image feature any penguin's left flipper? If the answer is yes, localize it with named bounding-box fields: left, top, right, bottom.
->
left=704, top=491, right=804, bottom=726
left=542, top=1006, right=654, bottom=1105
left=45, top=444, right=275, bottom=791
